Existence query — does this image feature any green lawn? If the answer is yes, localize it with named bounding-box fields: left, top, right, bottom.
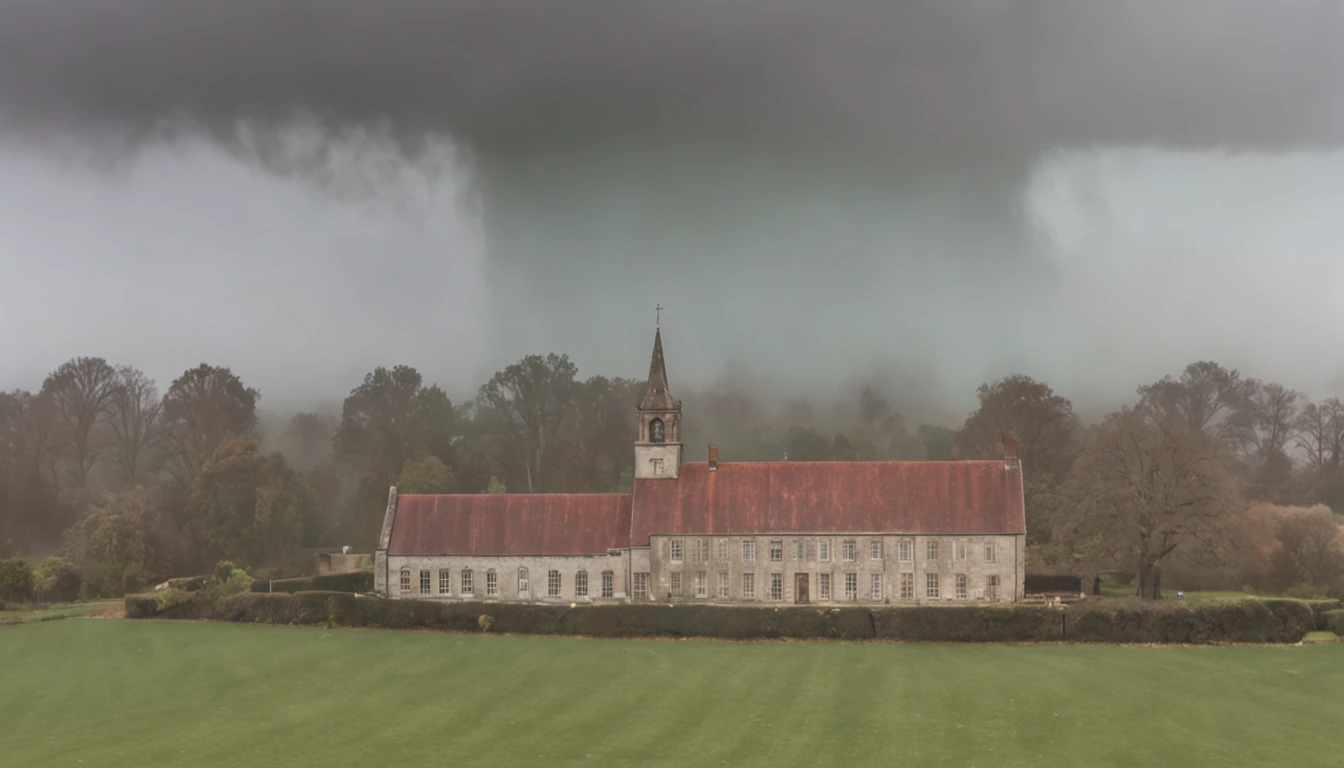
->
left=2, top=621, right=1340, bottom=767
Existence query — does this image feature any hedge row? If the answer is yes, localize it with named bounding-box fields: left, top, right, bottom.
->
left=124, top=592, right=1317, bottom=644
left=248, top=571, right=374, bottom=594
left=1324, top=609, right=1344, bottom=637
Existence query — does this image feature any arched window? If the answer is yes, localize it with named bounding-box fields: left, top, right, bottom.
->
left=517, top=568, right=529, bottom=594
left=460, top=568, right=473, bottom=595
left=399, top=567, right=411, bottom=594
left=649, top=418, right=665, bottom=444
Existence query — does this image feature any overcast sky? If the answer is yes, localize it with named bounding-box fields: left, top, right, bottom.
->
left=1, top=1, right=1342, bottom=421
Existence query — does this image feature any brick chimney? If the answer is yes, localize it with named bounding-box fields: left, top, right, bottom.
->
left=708, top=445, right=718, bottom=471
left=1003, top=433, right=1019, bottom=469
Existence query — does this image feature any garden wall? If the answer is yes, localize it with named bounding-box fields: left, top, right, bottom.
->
left=124, top=591, right=1325, bottom=644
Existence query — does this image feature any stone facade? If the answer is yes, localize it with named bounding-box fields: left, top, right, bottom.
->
left=386, top=552, right=630, bottom=602
left=646, top=533, right=1024, bottom=605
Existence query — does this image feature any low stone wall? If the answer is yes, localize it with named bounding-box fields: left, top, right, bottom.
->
left=124, top=591, right=1324, bottom=644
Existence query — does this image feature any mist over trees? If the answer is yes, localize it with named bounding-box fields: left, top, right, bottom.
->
left=1, top=350, right=1342, bottom=601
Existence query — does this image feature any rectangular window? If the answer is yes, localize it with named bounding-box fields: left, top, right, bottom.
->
left=842, top=540, right=857, bottom=562
left=742, top=572, right=756, bottom=599
left=438, top=569, right=451, bottom=595
left=486, top=570, right=498, bottom=597
left=697, top=539, right=710, bottom=563
left=871, top=573, right=883, bottom=600
left=601, top=570, right=614, bottom=598
left=987, top=575, right=1001, bottom=600
left=742, top=540, right=756, bottom=562
left=716, top=539, right=728, bottom=561
left=870, top=539, right=883, bottom=560
left=517, top=569, right=529, bottom=594
left=695, top=572, right=707, bottom=598
left=926, top=572, right=940, bottom=599
left=575, top=570, right=588, bottom=597
left=956, top=541, right=967, bottom=561
left=899, top=539, right=913, bottom=562
left=956, top=574, right=968, bottom=600
left=671, top=571, right=683, bottom=596
left=818, top=573, right=831, bottom=601
left=792, top=540, right=804, bottom=562
left=844, top=573, right=858, bottom=600
left=633, top=572, right=649, bottom=599
left=900, top=572, right=914, bottom=600
left=717, top=572, right=729, bottom=598
left=818, top=541, right=831, bottom=562
left=670, top=538, right=684, bottom=562
left=926, top=540, right=939, bottom=561
left=769, top=540, right=783, bottom=562
left=548, top=570, right=561, bottom=597
left=806, top=540, right=816, bottom=561
left=985, top=540, right=996, bottom=563
left=419, top=570, right=430, bottom=595
left=651, top=458, right=664, bottom=476
left=770, top=573, right=783, bottom=601
left=461, top=569, right=473, bottom=595
left=399, top=569, right=410, bottom=594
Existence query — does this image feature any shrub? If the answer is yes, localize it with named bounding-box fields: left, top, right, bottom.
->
left=207, top=568, right=254, bottom=599
left=213, top=561, right=237, bottom=583
left=34, top=557, right=81, bottom=603
left=0, top=557, right=34, bottom=602
left=310, top=571, right=374, bottom=593
left=1063, top=598, right=1313, bottom=644
left=124, top=588, right=203, bottom=619
left=250, top=576, right=313, bottom=594
left=1324, top=609, right=1344, bottom=637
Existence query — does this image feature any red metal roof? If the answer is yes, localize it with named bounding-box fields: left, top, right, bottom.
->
left=387, top=493, right=632, bottom=556
left=631, top=461, right=1025, bottom=544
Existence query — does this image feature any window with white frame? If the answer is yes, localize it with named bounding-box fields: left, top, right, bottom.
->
left=461, top=568, right=473, bottom=595
left=399, top=568, right=411, bottom=594
left=670, top=538, right=684, bottom=562
left=697, top=539, right=709, bottom=562
left=438, top=569, right=451, bottom=594
left=632, top=572, right=649, bottom=598
left=486, top=569, right=498, bottom=596
left=870, top=539, right=883, bottom=560
left=900, top=572, right=914, bottom=600
left=842, top=540, right=857, bottom=561
left=742, top=540, right=756, bottom=562
left=601, top=570, right=614, bottom=598
left=548, top=570, right=561, bottom=597
left=844, top=573, right=858, bottom=599
left=770, top=573, right=783, bottom=601
left=986, top=575, right=1000, bottom=600
left=517, top=568, right=529, bottom=594
left=670, top=571, right=683, bottom=596
left=769, top=540, right=783, bottom=562
left=956, top=541, right=967, bottom=561
left=717, top=572, right=729, bottom=598
left=419, top=570, right=431, bottom=595
left=985, top=540, right=996, bottom=563
left=926, top=572, right=940, bottom=599
left=871, top=573, right=883, bottom=600
left=926, top=540, right=939, bottom=561
left=806, top=540, right=816, bottom=561
left=575, top=570, right=588, bottom=597
left=716, top=539, right=728, bottom=561
left=818, top=540, right=831, bottom=562
left=955, top=574, right=968, bottom=600
left=899, top=539, right=913, bottom=562
left=742, top=572, right=756, bottom=599
left=792, top=540, right=804, bottom=562
left=695, top=572, right=707, bottom=598
left=818, top=573, right=831, bottom=601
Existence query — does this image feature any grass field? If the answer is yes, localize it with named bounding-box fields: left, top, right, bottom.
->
left=2, top=621, right=1340, bottom=767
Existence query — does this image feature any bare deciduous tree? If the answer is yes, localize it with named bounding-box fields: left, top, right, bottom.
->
left=1294, top=397, right=1344, bottom=472
left=1066, top=407, right=1242, bottom=598
left=40, top=357, right=119, bottom=487
left=1137, top=361, right=1253, bottom=447
left=108, top=366, right=162, bottom=486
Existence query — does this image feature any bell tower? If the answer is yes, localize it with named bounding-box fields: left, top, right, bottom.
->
left=635, top=326, right=682, bottom=479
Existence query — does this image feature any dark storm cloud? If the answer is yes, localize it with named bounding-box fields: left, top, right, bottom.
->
left=1, top=1, right=1341, bottom=163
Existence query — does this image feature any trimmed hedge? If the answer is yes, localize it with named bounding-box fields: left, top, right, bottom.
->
left=1324, top=609, right=1344, bottom=637
left=123, top=592, right=1316, bottom=644
left=248, top=571, right=374, bottom=594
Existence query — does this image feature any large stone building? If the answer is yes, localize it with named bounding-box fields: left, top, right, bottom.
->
left=375, top=329, right=1026, bottom=605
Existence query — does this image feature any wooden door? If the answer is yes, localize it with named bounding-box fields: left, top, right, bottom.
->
left=795, top=573, right=809, bottom=604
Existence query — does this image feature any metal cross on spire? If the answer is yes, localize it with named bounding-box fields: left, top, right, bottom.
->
left=656, top=303, right=663, bottom=327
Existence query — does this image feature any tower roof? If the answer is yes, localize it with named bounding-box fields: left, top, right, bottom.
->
left=640, top=327, right=678, bottom=411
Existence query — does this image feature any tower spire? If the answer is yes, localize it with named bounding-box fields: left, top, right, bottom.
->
left=641, top=327, right=675, bottom=410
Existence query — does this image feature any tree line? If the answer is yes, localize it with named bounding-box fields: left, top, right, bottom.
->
left=2, top=354, right=1342, bottom=601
